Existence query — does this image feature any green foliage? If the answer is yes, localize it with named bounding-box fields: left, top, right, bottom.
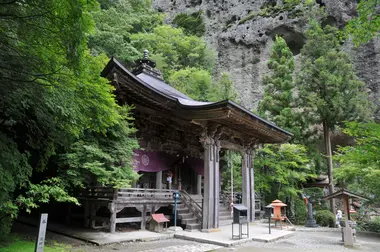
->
left=173, top=11, right=205, bottom=37
left=89, top=0, right=164, bottom=63
left=0, top=0, right=139, bottom=237
left=210, top=73, right=238, bottom=102
left=297, top=20, right=372, bottom=130
left=238, top=0, right=319, bottom=25
left=255, top=144, right=315, bottom=201
left=315, top=210, right=336, bottom=227
left=293, top=197, right=307, bottom=225
left=221, top=151, right=242, bottom=193
left=131, top=25, right=213, bottom=79
left=61, top=106, right=140, bottom=188
left=259, top=36, right=300, bottom=137
left=358, top=217, right=380, bottom=233
left=346, top=0, right=380, bottom=46
left=335, top=121, right=380, bottom=202
left=168, top=68, right=213, bottom=101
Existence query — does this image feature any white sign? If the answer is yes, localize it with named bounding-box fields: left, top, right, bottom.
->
left=35, top=213, right=48, bottom=252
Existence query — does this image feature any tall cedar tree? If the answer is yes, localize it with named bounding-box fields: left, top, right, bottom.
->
left=259, top=36, right=298, bottom=136
left=297, top=20, right=372, bottom=213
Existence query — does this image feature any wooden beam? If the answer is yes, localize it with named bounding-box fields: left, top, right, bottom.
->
left=219, top=140, right=244, bottom=151
left=115, top=217, right=143, bottom=223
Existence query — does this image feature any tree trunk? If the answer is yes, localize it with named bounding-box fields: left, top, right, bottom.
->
left=323, top=121, right=336, bottom=214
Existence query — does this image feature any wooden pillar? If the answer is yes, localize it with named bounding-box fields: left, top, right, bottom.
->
left=90, top=203, right=96, bottom=228
left=141, top=204, right=147, bottom=230
left=241, top=150, right=251, bottom=222
left=156, top=171, right=162, bottom=189
left=213, top=140, right=221, bottom=228
left=197, top=174, right=202, bottom=195
left=83, top=200, right=89, bottom=227
left=249, top=150, right=255, bottom=222
left=202, top=137, right=214, bottom=230
left=109, top=203, right=116, bottom=233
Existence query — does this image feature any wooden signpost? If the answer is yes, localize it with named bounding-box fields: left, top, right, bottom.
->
left=35, top=213, right=48, bottom=252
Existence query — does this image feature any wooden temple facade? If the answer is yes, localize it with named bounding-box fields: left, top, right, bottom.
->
left=97, top=52, right=292, bottom=231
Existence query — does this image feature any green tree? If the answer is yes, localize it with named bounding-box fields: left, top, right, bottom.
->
left=335, top=121, right=380, bottom=202
left=89, top=0, right=164, bottom=63
left=296, top=20, right=372, bottom=212
left=211, top=72, right=238, bottom=102
left=255, top=144, right=314, bottom=201
left=172, top=11, right=205, bottom=37
left=346, top=0, right=380, bottom=46
left=168, top=67, right=213, bottom=101
left=221, top=151, right=242, bottom=194
left=0, top=0, right=139, bottom=237
left=131, top=25, right=213, bottom=79
left=258, top=36, right=298, bottom=134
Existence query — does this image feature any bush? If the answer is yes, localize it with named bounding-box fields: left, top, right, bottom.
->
left=315, top=210, right=335, bottom=227
left=359, top=217, right=380, bottom=233
left=0, top=216, right=12, bottom=243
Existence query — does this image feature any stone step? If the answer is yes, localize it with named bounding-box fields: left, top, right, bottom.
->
left=219, top=220, right=232, bottom=226
left=219, top=210, right=231, bottom=215
left=186, top=222, right=201, bottom=231
left=182, top=217, right=198, bottom=225
left=220, top=215, right=232, bottom=221
left=179, top=212, right=194, bottom=220
left=177, top=208, right=189, bottom=214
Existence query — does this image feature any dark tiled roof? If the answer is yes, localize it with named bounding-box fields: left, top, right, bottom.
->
left=101, top=57, right=294, bottom=139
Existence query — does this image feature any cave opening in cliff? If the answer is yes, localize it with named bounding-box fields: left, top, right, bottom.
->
left=268, top=25, right=306, bottom=55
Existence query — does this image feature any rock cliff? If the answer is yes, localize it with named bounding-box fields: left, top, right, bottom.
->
left=152, top=0, right=380, bottom=119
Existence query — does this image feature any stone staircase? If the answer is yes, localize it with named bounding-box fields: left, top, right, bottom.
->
left=219, top=202, right=233, bottom=226
left=172, top=203, right=201, bottom=231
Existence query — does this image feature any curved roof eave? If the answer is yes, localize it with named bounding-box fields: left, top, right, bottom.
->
left=180, top=100, right=294, bottom=137
left=101, top=57, right=293, bottom=138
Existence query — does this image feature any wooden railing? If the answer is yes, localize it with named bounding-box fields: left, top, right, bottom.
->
left=117, top=188, right=175, bottom=201
left=77, top=187, right=175, bottom=202
left=180, top=190, right=203, bottom=222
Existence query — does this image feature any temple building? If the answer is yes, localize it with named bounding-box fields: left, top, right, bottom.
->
left=92, top=51, right=292, bottom=232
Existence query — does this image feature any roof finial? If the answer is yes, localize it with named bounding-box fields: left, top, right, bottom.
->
left=143, top=49, right=149, bottom=59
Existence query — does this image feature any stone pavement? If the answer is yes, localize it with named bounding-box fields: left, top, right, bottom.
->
left=17, top=216, right=174, bottom=246
left=214, top=230, right=380, bottom=252
left=173, top=222, right=295, bottom=247
left=18, top=216, right=294, bottom=247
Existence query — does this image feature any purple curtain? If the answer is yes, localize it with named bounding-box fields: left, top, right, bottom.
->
left=187, top=157, right=204, bottom=176
left=134, top=150, right=177, bottom=173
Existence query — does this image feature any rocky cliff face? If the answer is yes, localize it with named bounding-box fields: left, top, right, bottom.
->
left=152, top=0, right=380, bottom=119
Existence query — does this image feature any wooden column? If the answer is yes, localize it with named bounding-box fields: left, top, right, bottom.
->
left=249, top=150, right=255, bottom=222
left=83, top=200, right=89, bottom=227
left=197, top=174, right=202, bottom=195
left=141, top=204, right=147, bottom=230
left=200, top=126, right=222, bottom=230
left=202, top=136, right=214, bottom=230
left=241, top=150, right=251, bottom=222
left=109, top=203, right=116, bottom=233
left=156, top=171, right=162, bottom=189
left=213, top=140, right=221, bottom=228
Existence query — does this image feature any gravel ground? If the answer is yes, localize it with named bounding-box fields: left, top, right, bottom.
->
left=11, top=222, right=380, bottom=252
left=72, top=240, right=221, bottom=252
left=216, top=231, right=380, bottom=252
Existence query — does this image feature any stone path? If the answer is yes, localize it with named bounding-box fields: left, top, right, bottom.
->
left=72, top=239, right=221, bottom=252
left=215, top=230, right=380, bottom=252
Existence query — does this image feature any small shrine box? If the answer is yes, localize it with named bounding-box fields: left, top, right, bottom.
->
left=149, top=213, right=169, bottom=232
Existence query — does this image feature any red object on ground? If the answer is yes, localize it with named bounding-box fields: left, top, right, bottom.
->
left=151, top=213, right=169, bottom=223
